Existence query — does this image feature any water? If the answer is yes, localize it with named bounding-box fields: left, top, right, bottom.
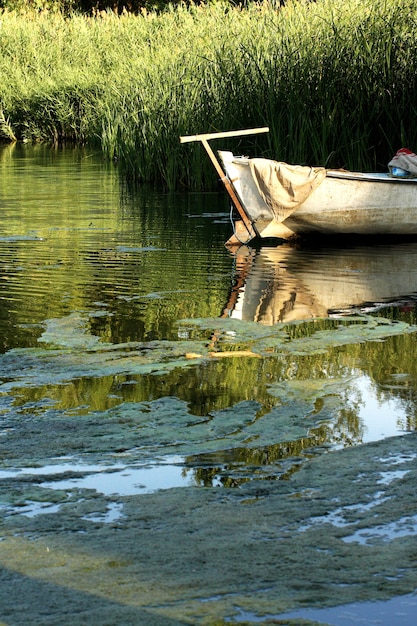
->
left=1, top=143, right=417, bottom=484
left=0, top=143, right=231, bottom=349
left=1, top=144, right=417, bottom=623
left=234, top=593, right=417, bottom=625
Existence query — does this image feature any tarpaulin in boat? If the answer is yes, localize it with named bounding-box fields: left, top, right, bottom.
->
left=249, top=158, right=326, bottom=222
left=388, top=148, right=417, bottom=178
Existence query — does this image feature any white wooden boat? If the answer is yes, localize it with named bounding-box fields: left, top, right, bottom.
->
left=180, top=128, right=417, bottom=246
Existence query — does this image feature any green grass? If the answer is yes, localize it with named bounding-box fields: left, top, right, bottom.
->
left=1, top=0, right=417, bottom=188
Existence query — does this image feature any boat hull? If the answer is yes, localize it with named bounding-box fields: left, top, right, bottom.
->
left=219, top=151, right=417, bottom=242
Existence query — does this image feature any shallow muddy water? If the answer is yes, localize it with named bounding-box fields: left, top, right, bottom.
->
left=1, top=143, right=417, bottom=625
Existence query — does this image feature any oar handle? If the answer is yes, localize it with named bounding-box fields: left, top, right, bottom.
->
left=180, top=127, right=269, bottom=143
left=180, top=127, right=269, bottom=243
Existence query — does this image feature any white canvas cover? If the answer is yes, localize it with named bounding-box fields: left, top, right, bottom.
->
left=249, top=158, right=326, bottom=222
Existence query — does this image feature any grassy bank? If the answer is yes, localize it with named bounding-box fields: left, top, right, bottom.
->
left=1, top=0, right=417, bottom=188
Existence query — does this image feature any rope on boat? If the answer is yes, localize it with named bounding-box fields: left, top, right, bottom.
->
left=229, top=202, right=252, bottom=245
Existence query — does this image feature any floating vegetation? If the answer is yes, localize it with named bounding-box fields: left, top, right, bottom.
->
left=0, top=313, right=414, bottom=395
left=1, top=409, right=417, bottom=625
left=0, top=311, right=415, bottom=474
left=180, top=314, right=417, bottom=358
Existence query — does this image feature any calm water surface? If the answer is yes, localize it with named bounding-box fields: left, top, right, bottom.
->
left=1, top=143, right=417, bottom=493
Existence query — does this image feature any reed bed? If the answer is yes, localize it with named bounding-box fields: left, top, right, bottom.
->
left=1, top=0, right=417, bottom=188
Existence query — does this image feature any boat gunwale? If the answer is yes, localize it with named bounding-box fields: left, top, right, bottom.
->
left=227, top=154, right=417, bottom=184
left=326, top=170, right=417, bottom=183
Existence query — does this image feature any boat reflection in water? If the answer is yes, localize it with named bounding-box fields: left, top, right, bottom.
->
left=224, top=241, right=417, bottom=323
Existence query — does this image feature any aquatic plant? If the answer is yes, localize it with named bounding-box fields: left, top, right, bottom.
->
left=1, top=0, right=417, bottom=186
left=0, top=107, right=16, bottom=142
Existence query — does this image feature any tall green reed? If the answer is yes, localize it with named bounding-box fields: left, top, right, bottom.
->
left=1, top=0, right=417, bottom=188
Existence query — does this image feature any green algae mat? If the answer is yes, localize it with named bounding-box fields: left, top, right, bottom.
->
left=1, top=310, right=417, bottom=624
left=1, top=430, right=417, bottom=624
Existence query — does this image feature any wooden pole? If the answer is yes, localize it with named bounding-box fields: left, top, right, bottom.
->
left=180, top=127, right=269, bottom=144
left=180, top=128, right=269, bottom=242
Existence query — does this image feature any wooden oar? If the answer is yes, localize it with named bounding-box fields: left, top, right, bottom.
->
left=180, top=127, right=269, bottom=144
left=180, top=127, right=269, bottom=242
